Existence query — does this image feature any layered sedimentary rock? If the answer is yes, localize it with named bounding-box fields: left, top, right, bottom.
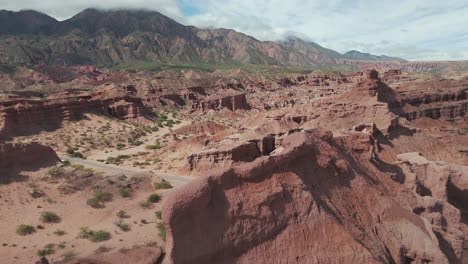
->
left=393, top=87, right=467, bottom=121
left=396, top=152, right=468, bottom=236
left=192, top=93, right=250, bottom=112
left=187, top=141, right=260, bottom=172
left=163, top=129, right=464, bottom=264
left=0, top=85, right=155, bottom=138
left=0, top=142, right=59, bottom=179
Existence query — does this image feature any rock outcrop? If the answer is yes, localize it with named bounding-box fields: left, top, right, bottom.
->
left=0, top=142, right=59, bottom=180
left=192, top=93, right=250, bottom=112
left=396, top=152, right=468, bottom=238
left=163, top=129, right=464, bottom=264
left=187, top=141, right=261, bottom=172
left=0, top=84, right=155, bottom=138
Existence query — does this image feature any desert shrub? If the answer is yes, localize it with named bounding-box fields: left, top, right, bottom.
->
left=37, top=244, right=55, bottom=256
left=119, top=188, right=131, bottom=198
left=145, top=241, right=158, bottom=247
left=106, top=155, right=130, bottom=165
left=95, top=246, right=111, bottom=253
left=116, top=210, right=130, bottom=219
left=145, top=144, right=161, bottom=150
left=62, top=160, right=71, bottom=166
left=84, top=167, right=95, bottom=174
left=116, top=143, right=126, bottom=149
left=54, top=229, right=66, bottom=236
left=86, top=197, right=101, bottom=208
left=131, top=140, right=144, bottom=146
left=157, top=223, right=166, bottom=241
left=154, top=181, right=173, bottom=190
left=67, top=148, right=85, bottom=159
left=61, top=250, right=76, bottom=262
left=87, top=189, right=112, bottom=208
left=147, top=194, right=161, bottom=203
left=114, top=220, right=131, bottom=231
left=78, top=227, right=111, bottom=242
left=40, top=211, right=60, bottom=223
left=16, top=224, right=35, bottom=236
left=155, top=211, right=162, bottom=220
left=139, top=201, right=151, bottom=209
left=47, top=166, right=63, bottom=176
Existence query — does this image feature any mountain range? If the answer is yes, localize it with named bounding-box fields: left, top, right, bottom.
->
left=0, top=9, right=407, bottom=68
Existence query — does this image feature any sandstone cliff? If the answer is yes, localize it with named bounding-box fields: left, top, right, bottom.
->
left=0, top=142, right=60, bottom=181
left=163, top=129, right=464, bottom=264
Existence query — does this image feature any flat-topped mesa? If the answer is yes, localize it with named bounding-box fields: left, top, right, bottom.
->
left=0, top=84, right=155, bottom=138
left=163, top=129, right=464, bottom=264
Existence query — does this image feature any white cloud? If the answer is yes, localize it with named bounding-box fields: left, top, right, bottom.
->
left=2, top=0, right=467, bottom=61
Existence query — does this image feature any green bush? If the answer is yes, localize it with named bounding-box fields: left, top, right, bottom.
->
left=154, top=181, right=173, bottom=190
left=78, top=227, right=111, bottom=242
left=155, top=211, right=162, bottom=220
left=16, top=224, right=35, bottom=236
left=145, top=144, right=161, bottom=150
left=147, top=194, right=161, bottom=203
left=61, top=250, right=76, bottom=262
left=37, top=244, right=55, bottom=256
left=40, top=211, right=60, bottom=223
left=87, top=197, right=101, bottom=208
left=53, top=229, right=66, bottom=236
left=119, top=188, right=131, bottom=198
left=157, top=223, right=166, bottom=241
left=47, top=166, right=63, bottom=176
left=116, top=143, right=126, bottom=149
left=87, top=189, right=112, bottom=208
left=114, top=220, right=131, bottom=231
left=116, top=210, right=130, bottom=219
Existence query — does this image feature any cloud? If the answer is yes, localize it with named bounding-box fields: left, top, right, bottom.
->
left=3, top=0, right=468, bottom=61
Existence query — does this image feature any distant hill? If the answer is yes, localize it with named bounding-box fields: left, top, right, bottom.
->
left=343, top=50, right=407, bottom=62
left=0, top=8, right=406, bottom=67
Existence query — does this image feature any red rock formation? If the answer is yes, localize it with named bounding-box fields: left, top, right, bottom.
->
left=163, top=129, right=464, bottom=264
left=0, top=84, right=155, bottom=138
left=192, top=93, right=250, bottom=112
left=0, top=142, right=59, bottom=180
left=174, top=121, right=226, bottom=135
left=187, top=141, right=260, bottom=172
left=396, top=152, right=468, bottom=236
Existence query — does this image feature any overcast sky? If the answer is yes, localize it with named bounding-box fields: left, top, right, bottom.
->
left=2, top=0, right=467, bottom=61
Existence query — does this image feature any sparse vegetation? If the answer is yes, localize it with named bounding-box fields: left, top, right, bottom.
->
left=61, top=250, right=76, bottom=262
left=157, top=222, right=166, bottom=241
left=106, top=155, right=130, bottom=165
left=16, top=224, right=35, bottom=236
left=37, top=244, right=55, bottom=257
left=145, top=241, right=158, bottom=247
left=155, top=211, right=162, bottom=220
left=78, top=227, right=111, bottom=242
left=154, top=181, right=173, bottom=190
left=147, top=193, right=161, bottom=203
left=87, top=189, right=112, bottom=208
left=116, top=210, right=130, bottom=219
left=47, top=166, right=63, bottom=176
left=95, top=245, right=111, bottom=253
left=119, top=188, right=131, bottom=198
left=114, top=220, right=131, bottom=231
left=40, top=211, right=61, bottom=223
left=66, top=148, right=86, bottom=159
left=54, top=229, right=66, bottom=236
